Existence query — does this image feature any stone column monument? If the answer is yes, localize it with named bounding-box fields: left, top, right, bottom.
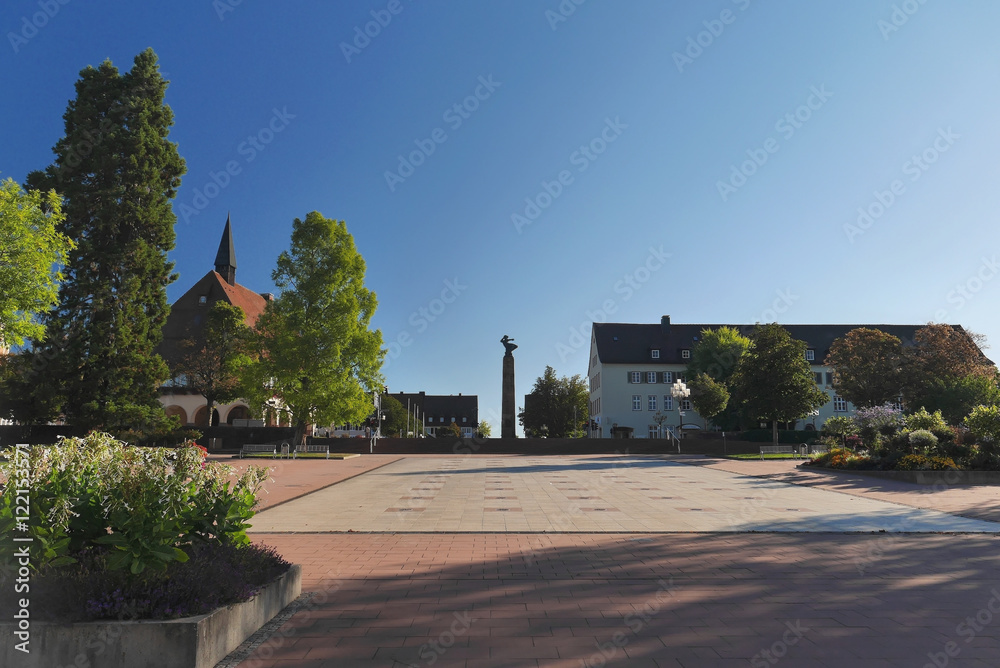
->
left=500, top=335, right=517, bottom=438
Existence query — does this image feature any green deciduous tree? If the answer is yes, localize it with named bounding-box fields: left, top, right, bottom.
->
left=175, top=302, right=254, bottom=428
left=518, top=366, right=589, bottom=438
left=476, top=420, right=492, bottom=438
left=730, top=323, right=829, bottom=447
left=825, top=328, right=904, bottom=408
left=24, top=48, right=185, bottom=431
left=914, top=374, right=1000, bottom=425
left=242, top=212, right=384, bottom=445
left=0, top=179, right=73, bottom=347
left=379, top=394, right=424, bottom=436
left=686, top=372, right=729, bottom=423
left=687, top=326, right=750, bottom=383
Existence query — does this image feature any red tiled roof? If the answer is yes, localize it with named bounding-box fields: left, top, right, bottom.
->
left=208, top=272, right=267, bottom=328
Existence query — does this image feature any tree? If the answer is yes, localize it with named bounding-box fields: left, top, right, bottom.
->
left=175, top=302, right=253, bottom=428
left=0, top=179, right=74, bottom=347
left=518, top=366, right=589, bottom=438
left=914, top=374, right=1000, bottom=425
left=729, top=324, right=829, bottom=446
left=242, top=212, right=384, bottom=445
left=687, top=372, right=729, bottom=424
left=902, top=324, right=995, bottom=410
left=379, top=394, right=423, bottom=436
left=437, top=421, right=461, bottom=439
left=825, top=328, right=904, bottom=408
left=966, top=404, right=1000, bottom=455
left=687, top=326, right=750, bottom=383
left=476, top=420, right=492, bottom=438
left=24, top=48, right=185, bottom=431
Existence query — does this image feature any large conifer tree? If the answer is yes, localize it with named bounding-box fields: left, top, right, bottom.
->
left=25, top=48, right=185, bottom=430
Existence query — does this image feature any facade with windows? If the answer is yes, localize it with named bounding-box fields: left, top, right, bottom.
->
left=387, top=391, right=479, bottom=438
left=586, top=316, right=978, bottom=438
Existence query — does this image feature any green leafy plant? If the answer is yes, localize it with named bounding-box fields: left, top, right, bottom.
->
left=908, top=429, right=938, bottom=454
left=0, top=433, right=268, bottom=576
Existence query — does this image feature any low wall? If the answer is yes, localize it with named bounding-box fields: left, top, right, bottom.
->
left=814, top=468, right=1000, bottom=486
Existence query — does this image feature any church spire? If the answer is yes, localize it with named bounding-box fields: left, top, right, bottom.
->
left=214, top=214, right=237, bottom=286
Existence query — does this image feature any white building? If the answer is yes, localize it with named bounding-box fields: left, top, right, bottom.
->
left=587, top=316, right=975, bottom=438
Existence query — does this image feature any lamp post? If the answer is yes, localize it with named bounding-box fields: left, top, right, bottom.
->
left=671, top=379, right=690, bottom=453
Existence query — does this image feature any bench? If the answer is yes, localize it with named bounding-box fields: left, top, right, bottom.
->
left=760, top=445, right=799, bottom=460
left=240, top=444, right=278, bottom=459
left=809, top=444, right=829, bottom=455
left=293, top=443, right=330, bottom=459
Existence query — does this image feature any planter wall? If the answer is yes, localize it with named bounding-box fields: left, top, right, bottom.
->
left=811, top=467, right=1000, bottom=486
left=0, top=564, right=301, bottom=668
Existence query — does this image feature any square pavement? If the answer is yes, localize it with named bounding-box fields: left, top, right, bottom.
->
left=226, top=455, right=1000, bottom=667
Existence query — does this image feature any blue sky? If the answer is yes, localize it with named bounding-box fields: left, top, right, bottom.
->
left=3, top=1, right=1000, bottom=434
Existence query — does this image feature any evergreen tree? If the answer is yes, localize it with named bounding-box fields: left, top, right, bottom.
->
left=24, top=49, right=185, bottom=431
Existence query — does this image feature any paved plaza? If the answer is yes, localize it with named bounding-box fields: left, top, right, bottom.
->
left=227, top=455, right=1000, bottom=667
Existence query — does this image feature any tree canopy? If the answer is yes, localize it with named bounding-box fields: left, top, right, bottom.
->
left=0, top=179, right=73, bottom=348
left=242, top=212, right=384, bottom=445
left=20, top=48, right=185, bottom=431
left=730, top=323, right=829, bottom=446
left=825, top=327, right=904, bottom=408
left=518, top=366, right=589, bottom=437
left=687, top=372, right=730, bottom=422
left=175, top=301, right=254, bottom=428
left=687, top=326, right=750, bottom=383
left=902, top=324, right=995, bottom=411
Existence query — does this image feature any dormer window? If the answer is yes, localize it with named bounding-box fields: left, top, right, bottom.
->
left=805, top=349, right=815, bottom=361
left=681, top=349, right=691, bottom=359
left=198, top=295, right=208, bottom=305
left=651, top=349, right=660, bottom=359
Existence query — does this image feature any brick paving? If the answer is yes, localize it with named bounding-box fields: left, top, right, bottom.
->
left=232, top=455, right=1000, bottom=667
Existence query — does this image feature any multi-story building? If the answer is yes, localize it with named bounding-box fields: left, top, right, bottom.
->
left=389, top=391, right=479, bottom=438
left=587, top=316, right=982, bottom=438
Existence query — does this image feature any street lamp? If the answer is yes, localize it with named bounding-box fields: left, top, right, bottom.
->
left=671, top=379, right=690, bottom=451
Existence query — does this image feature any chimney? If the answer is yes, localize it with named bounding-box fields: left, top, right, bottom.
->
left=261, top=293, right=275, bottom=301
left=661, top=315, right=671, bottom=337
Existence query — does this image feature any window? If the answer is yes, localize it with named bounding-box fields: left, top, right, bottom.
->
left=632, top=395, right=642, bottom=411
left=681, top=349, right=691, bottom=359
left=814, top=372, right=823, bottom=385
left=833, top=396, right=848, bottom=412
left=440, top=417, right=445, bottom=423
left=805, top=349, right=815, bottom=361
left=825, top=372, right=834, bottom=386
left=198, top=295, right=208, bottom=305
left=648, top=425, right=660, bottom=439
left=664, top=371, right=673, bottom=384
left=648, top=395, right=657, bottom=411
left=646, top=371, right=657, bottom=384
left=681, top=399, right=692, bottom=411
left=462, top=417, right=467, bottom=423
left=630, top=371, right=641, bottom=384
left=651, top=349, right=660, bottom=359
left=663, top=396, right=673, bottom=411
left=450, top=417, right=455, bottom=423
left=892, top=396, right=903, bottom=411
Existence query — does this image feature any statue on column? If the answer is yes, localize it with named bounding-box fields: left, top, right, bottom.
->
left=501, top=335, right=517, bottom=355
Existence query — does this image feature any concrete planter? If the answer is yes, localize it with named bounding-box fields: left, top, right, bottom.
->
left=1, top=564, right=301, bottom=668
left=809, top=466, right=1000, bottom=486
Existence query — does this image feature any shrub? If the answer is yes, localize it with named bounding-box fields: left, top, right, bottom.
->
left=806, top=448, right=874, bottom=470
left=854, top=404, right=903, bottom=446
left=905, top=407, right=948, bottom=433
left=895, top=454, right=957, bottom=471
left=965, top=405, right=1000, bottom=455
left=0, top=433, right=269, bottom=576
left=908, top=429, right=938, bottom=454
left=822, top=416, right=858, bottom=439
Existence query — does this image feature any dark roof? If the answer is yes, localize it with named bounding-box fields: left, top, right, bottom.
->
left=214, top=214, right=237, bottom=273
left=592, top=322, right=983, bottom=366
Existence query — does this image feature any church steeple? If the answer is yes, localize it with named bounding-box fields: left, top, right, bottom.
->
left=214, top=214, right=237, bottom=286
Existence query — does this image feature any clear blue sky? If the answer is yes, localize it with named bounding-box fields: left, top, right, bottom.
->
left=3, top=1, right=1000, bottom=434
